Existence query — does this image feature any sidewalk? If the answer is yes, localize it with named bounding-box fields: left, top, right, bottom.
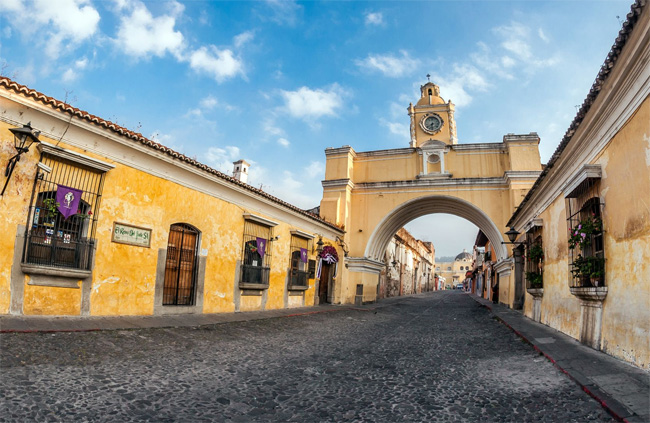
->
left=469, top=294, right=650, bottom=423
left=0, top=303, right=369, bottom=333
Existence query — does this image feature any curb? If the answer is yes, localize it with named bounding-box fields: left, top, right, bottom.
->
left=472, top=296, right=629, bottom=423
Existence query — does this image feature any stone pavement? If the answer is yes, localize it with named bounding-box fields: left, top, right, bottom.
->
left=469, top=294, right=650, bottom=423
left=1, top=292, right=648, bottom=422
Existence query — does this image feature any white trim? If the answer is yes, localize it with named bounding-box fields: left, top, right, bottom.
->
left=38, top=141, right=115, bottom=172
left=562, top=164, right=602, bottom=198
left=243, top=213, right=279, bottom=227
left=345, top=256, right=384, bottom=274
left=291, top=230, right=315, bottom=239
left=524, top=218, right=543, bottom=233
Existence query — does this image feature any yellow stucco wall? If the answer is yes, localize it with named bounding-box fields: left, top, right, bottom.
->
left=522, top=95, right=650, bottom=367
left=1, top=111, right=338, bottom=317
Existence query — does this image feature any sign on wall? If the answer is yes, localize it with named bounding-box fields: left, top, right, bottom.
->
left=111, top=222, right=152, bottom=248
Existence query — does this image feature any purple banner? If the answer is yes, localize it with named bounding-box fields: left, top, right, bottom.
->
left=56, top=185, right=83, bottom=220
left=300, top=248, right=308, bottom=263
left=256, top=237, right=267, bottom=258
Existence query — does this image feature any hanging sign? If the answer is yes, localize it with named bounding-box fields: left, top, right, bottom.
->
left=112, top=222, right=152, bottom=248
left=300, top=248, right=308, bottom=263
left=56, top=185, right=83, bottom=220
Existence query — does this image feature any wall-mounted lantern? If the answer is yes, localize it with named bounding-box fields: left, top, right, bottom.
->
left=335, top=236, right=349, bottom=257
left=314, top=235, right=324, bottom=255
left=502, top=227, right=525, bottom=245
left=1, top=122, right=41, bottom=196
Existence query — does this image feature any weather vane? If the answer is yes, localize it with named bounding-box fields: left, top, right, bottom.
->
left=426, top=73, right=431, bottom=82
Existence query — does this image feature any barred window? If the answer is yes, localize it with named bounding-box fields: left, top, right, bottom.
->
left=566, top=178, right=605, bottom=288
left=289, top=234, right=312, bottom=288
left=23, top=151, right=107, bottom=271
left=240, top=216, right=275, bottom=287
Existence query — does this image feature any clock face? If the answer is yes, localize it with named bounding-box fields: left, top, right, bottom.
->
left=420, top=113, right=443, bottom=134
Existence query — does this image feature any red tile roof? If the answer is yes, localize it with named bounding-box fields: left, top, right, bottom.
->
left=0, top=77, right=343, bottom=233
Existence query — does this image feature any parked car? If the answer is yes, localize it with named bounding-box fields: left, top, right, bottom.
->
left=456, top=283, right=464, bottom=290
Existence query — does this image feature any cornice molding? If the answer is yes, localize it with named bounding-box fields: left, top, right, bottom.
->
left=290, top=230, right=315, bottom=239
left=322, top=179, right=354, bottom=189
left=325, top=146, right=356, bottom=157
left=345, top=256, right=384, bottom=274
left=562, top=164, right=602, bottom=198
left=243, top=213, right=279, bottom=227
left=38, top=141, right=115, bottom=172
left=452, top=143, right=506, bottom=151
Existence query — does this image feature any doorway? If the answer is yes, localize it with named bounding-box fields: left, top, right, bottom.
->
left=163, top=223, right=199, bottom=306
left=319, top=263, right=332, bottom=304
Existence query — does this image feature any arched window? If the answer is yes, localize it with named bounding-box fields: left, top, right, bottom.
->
left=163, top=223, right=200, bottom=306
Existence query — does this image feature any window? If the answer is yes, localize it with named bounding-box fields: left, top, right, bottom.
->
left=240, top=215, right=275, bottom=287
left=566, top=176, right=605, bottom=288
left=289, top=233, right=312, bottom=289
left=22, top=150, right=107, bottom=271
left=525, top=229, right=544, bottom=290
left=447, top=266, right=451, bottom=271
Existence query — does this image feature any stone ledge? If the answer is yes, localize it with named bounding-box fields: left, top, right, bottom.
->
left=239, top=283, right=269, bottom=290
left=288, top=285, right=308, bottom=291
left=569, top=286, right=608, bottom=302
left=21, top=263, right=91, bottom=286
left=527, top=288, right=544, bottom=298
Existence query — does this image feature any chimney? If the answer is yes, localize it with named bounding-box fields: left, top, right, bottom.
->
left=232, top=159, right=250, bottom=183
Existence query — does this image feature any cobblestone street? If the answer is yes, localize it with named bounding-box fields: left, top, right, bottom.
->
left=1, top=292, right=615, bottom=422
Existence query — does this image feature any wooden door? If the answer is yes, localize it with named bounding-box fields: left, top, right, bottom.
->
left=163, top=224, right=199, bottom=306
left=319, top=263, right=331, bottom=304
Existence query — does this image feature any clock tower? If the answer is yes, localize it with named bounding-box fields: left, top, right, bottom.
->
left=408, top=81, right=457, bottom=148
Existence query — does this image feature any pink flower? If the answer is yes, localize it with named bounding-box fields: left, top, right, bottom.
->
left=578, top=224, right=582, bottom=230
left=581, top=233, right=586, bottom=238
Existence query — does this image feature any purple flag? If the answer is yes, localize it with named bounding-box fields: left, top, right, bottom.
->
left=300, top=248, right=308, bottom=263
left=256, top=237, right=267, bottom=258
left=56, top=185, right=83, bottom=220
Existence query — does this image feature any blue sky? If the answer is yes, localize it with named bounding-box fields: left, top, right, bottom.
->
left=0, top=0, right=632, bottom=256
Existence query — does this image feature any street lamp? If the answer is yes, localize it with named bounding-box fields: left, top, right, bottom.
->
left=502, top=227, right=525, bottom=245
left=1, top=122, right=41, bottom=196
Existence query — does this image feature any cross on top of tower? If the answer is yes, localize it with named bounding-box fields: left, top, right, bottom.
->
left=426, top=73, right=431, bottom=82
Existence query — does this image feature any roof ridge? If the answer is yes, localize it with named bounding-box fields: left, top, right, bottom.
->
left=0, top=78, right=342, bottom=233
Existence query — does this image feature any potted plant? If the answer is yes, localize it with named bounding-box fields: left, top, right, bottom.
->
left=571, top=255, right=605, bottom=286
left=526, top=271, right=543, bottom=289
left=568, top=214, right=602, bottom=250
left=527, top=243, right=544, bottom=263
left=41, top=198, right=60, bottom=226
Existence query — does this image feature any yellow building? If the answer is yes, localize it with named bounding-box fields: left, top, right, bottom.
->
left=320, top=81, right=542, bottom=305
left=435, top=250, right=473, bottom=289
left=506, top=1, right=650, bottom=368
left=0, top=78, right=344, bottom=317
left=379, top=228, right=434, bottom=298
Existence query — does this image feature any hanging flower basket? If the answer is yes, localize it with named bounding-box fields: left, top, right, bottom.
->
left=318, top=245, right=339, bottom=264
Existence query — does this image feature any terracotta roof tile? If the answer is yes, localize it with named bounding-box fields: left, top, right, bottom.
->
left=0, top=77, right=342, bottom=233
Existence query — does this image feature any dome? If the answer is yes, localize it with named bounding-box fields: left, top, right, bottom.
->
left=455, top=249, right=472, bottom=261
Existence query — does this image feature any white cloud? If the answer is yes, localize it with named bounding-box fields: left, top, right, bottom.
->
left=61, top=55, right=90, bottom=82
left=263, top=118, right=285, bottom=137
left=261, top=0, right=302, bottom=26
left=277, top=138, right=290, bottom=148
left=383, top=120, right=409, bottom=136
left=305, top=161, right=324, bottom=178
left=200, top=96, right=218, bottom=109
left=434, top=64, right=489, bottom=107
left=538, top=28, right=549, bottom=43
left=189, top=46, right=244, bottom=82
left=115, top=0, right=185, bottom=59
left=204, top=146, right=241, bottom=172
left=233, top=31, right=255, bottom=49
left=281, top=84, right=347, bottom=119
left=62, top=69, right=78, bottom=82
left=1, top=0, right=100, bottom=59
left=365, top=12, right=384, bottom=26
left=356, top=51, right=420, bottom=78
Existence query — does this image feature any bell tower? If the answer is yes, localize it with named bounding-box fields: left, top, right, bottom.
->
left=408, top=80, right=457, bottom=148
